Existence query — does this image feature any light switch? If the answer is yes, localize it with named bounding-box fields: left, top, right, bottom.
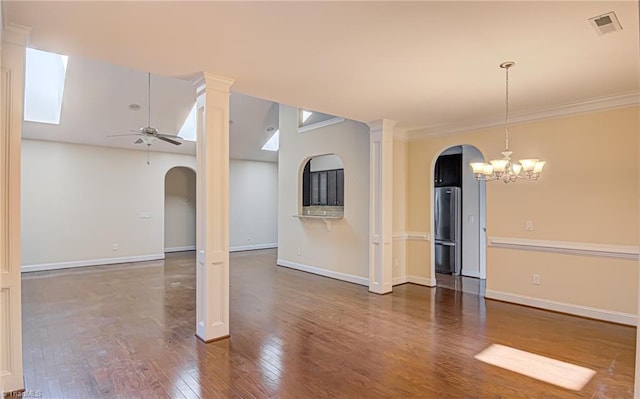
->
left=468, top=215, right=475, bottom=224
left=525, top=220, right=534, bottom=231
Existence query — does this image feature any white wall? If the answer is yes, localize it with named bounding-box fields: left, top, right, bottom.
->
left=229, top=159, right=278, bottom=251
left=21, top=139, right=196, bottom=271
left=22, top=140, right=280, bottom=270
left=164, top=167, right=196, bottom=251
left=277, top=104, right=370, bottom=283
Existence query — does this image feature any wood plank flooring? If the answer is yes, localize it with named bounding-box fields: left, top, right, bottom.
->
left=21, top=249, right=635, bottom=398
left=435, top=273, right=486, bottom=296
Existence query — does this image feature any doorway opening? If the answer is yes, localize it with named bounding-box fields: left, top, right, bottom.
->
left=432, top=145, right=486, bottom=296
left=164, top=167, right=196, bottom=253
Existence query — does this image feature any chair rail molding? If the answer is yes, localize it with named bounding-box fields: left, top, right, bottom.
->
left=392, top=232, right=430, bottom=241
left=488, top=236, right=639, bottom=260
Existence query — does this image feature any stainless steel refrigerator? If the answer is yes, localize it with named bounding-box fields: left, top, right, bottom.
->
left=434, top=186, right=461, bottom=275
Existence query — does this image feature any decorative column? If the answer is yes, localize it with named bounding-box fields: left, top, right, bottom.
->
left=193, top=73, right=234, bottom=342
left=0, top=23, right=29, bottom=394
left=368, top=119, right=396, bottom=294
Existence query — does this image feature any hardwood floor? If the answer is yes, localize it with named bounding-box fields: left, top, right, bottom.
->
left=435, top=272, right=486, bottom=296
left=21, top=249, right=635, bottom=398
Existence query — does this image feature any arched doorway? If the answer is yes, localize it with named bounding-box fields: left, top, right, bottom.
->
left=431, top=145, right=486, bottom=294
left=164, top=167, right=197, bottom=252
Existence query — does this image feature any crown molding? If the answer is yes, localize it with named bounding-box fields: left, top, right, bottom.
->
left=406, top=90, right=640, bottom=141
left=2, top=23, right=31, bottom=46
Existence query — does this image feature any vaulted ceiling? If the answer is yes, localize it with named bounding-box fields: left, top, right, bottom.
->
left=5, top=1, right=640, bottom=138
left=21, top=54, right=279, bottom=162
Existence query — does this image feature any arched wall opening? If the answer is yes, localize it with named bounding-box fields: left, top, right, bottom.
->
left=164, top=166, right=197, bottom=252
left=299, top=154, right=345, bottom=217
left=431, top=144, right=487, bottom=290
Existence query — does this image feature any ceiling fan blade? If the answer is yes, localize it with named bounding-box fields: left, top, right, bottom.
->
left=158, top=136, right=182, bottom=146
left=157, top=133, right=181, bottom=139
left=134, top=138, right=143, bottom=144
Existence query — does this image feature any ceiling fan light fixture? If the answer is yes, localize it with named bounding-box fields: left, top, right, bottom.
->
left=106, top=72, right=183, bottom=151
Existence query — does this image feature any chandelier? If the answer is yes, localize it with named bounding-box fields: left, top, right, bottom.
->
left=470, top=62, right=545, bottom=183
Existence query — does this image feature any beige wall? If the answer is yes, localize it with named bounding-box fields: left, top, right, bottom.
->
left=392, top=137, right=408, bottom=282
left=406, top=106, right=639, bottom=315
left=277, top=104, right=370, bottom=279
left=164, top=166, right=196, bottom=251
left=21, top=139, right=196, bottom=268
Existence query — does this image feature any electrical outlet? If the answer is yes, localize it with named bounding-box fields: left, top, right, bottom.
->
left=247, top=235, right=252, bottom=242
left=525, top=220, right=534, bottom=231
left=532, top=274, right=540, bottom=285
left=112, top=243, right=118, bottom=251
left=297, top=248, right=302, bottom=256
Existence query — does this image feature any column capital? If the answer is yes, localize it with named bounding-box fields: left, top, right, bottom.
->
left=366, top=118, right=397, bottom=135
left=2, top=23, right=31, bottom=46
left=193, top=72, right=235, bottom=96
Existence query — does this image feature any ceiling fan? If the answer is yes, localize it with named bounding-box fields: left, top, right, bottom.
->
left=108, top=72, right=183, bottom=147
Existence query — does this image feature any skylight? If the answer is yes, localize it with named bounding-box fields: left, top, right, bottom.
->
left=302, top=110, right=313, bottom=123
left=24, top=48, right=69, bottom=124
left=262, top=129, right=279, bottom=151
left=178, top=103, right=197, bottom=141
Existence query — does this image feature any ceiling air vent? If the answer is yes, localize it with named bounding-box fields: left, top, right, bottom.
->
left=588, top=11, right=622, bottom=35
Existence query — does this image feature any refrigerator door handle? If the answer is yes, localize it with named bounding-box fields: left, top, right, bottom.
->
left=435, top=241, right=456, bottom=247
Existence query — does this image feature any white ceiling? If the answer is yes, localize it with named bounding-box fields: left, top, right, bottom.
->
left=4, top=1, right=640, bottom=136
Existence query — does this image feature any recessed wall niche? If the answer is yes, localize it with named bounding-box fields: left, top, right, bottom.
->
left=301, top=154, right=344, bottom=218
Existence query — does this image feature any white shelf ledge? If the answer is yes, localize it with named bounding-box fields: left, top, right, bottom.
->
left=293, top=214, right=343, bottom=231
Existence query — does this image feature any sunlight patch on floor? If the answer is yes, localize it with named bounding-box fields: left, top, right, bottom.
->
left=474, top=344, right=596, bottom=391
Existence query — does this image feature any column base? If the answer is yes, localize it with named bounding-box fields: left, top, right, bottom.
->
left=196, top=334, right=231, bottom=344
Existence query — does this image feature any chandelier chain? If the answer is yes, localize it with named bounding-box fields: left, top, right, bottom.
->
left=504, top=64, right=510, bottom=151
left=147, top=73, right=151, bottom=128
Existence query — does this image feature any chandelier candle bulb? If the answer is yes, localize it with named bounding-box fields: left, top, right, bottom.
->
left=490, top=159, right=508, bottom=172
left=519, top=159, right=539, bottom=172
left=471, top=163, right=486, bottom=174
left=512, top=164, right=522, bottom=175
left=469, top=61, right=545, bottom=183
left=533, top=161, right=546, bottom=174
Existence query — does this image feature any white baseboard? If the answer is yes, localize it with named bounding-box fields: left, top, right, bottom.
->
left=393, top=276, right=408, bottom=286
left=408, top=275, right=437, bottom=287
left=393, top=275, right=437, bottom=287
left=276, top=259, right=368, bottom=286
left=164, top=245, right=196, bottom=253
left=230, top=243, right=278, bottom=252
left=21, top=253, right=166, bottom=273
left=485, top=289, right=636, bottom=326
